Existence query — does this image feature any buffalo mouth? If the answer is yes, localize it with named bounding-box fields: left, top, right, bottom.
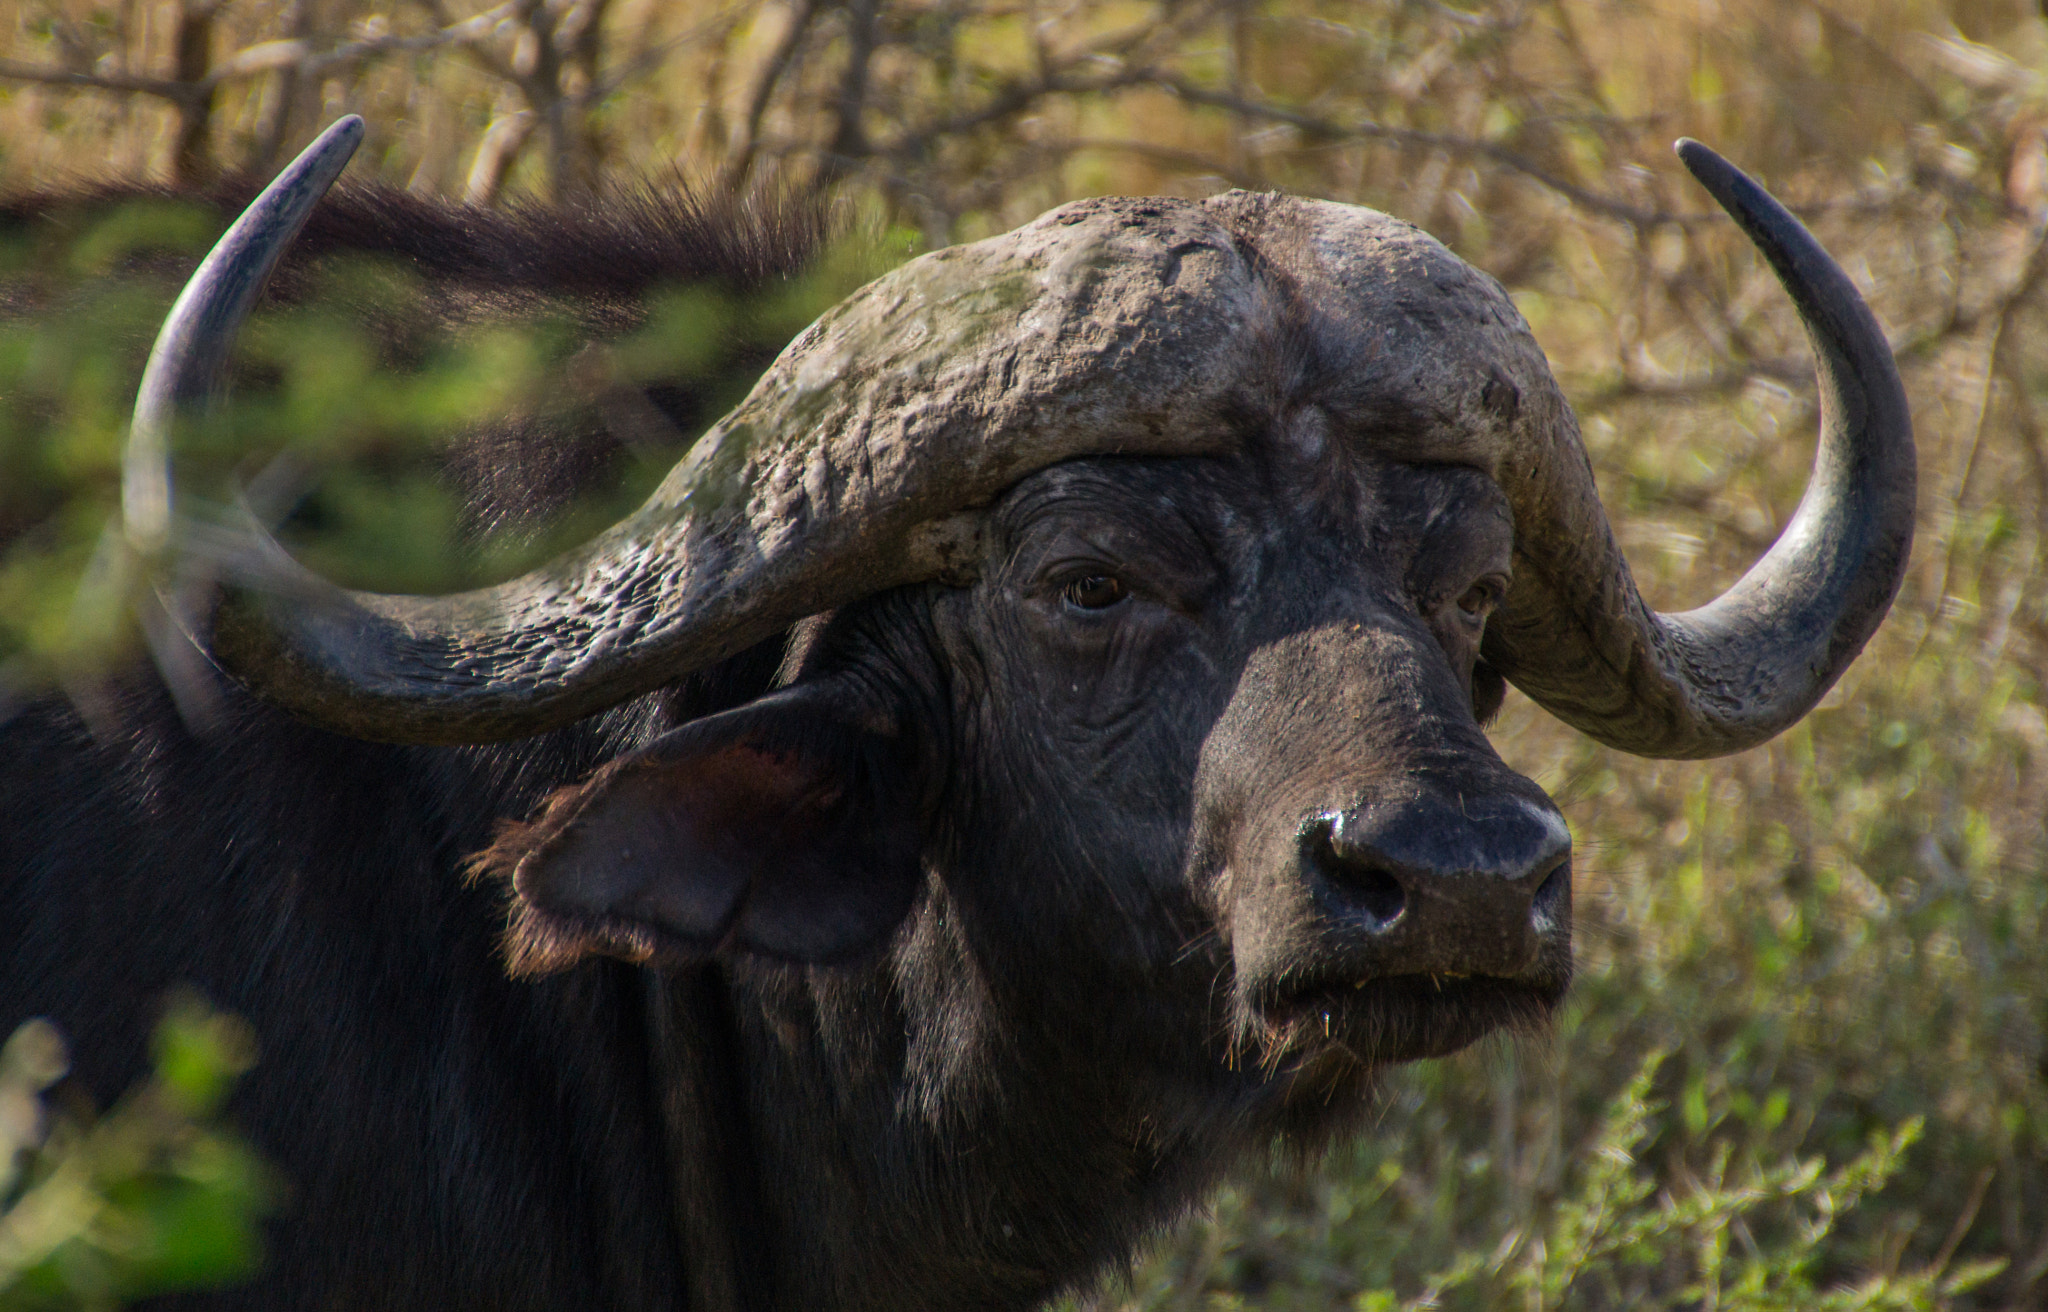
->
left=1245, top=964, right=1572, bottom=1072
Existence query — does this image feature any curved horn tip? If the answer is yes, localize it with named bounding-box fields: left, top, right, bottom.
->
left=1673, top=138, right=1757, bottom=212
left=1673, top=136, right=1721, bottom=171
left=124, top=115, right=366, bottom=554
left=1493, top=136, right=1914, bottom=759
left=1671, top=139, right=1822, bottom=270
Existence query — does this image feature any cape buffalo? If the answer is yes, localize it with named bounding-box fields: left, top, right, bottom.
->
left=0, top=116, right=1913, bottom=1309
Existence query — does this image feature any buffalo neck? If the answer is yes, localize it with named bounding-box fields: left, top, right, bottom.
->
left=679, top=884, right=1273, bottom=1310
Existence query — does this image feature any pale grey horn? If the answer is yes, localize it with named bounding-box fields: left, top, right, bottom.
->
left=124, top=116, right=364, bottom=556
left=1482, top=140, right=1916, bottom=759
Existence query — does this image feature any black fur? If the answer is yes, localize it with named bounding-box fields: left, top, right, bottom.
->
left=2, top=186, right=1574, bottom=1310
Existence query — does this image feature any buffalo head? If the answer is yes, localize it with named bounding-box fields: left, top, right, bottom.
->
left=123, top=118, right=1912, bottom=1116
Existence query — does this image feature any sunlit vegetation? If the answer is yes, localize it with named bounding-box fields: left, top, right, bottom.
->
left=0, top=1000, right=272, bottom=1309
left=3, top=0, right=2046, bottom=1306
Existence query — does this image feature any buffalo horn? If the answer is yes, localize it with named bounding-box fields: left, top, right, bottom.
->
left=133, top=122, right=1909, bottom=759
left=124, top=115, right=365, bottom=556
left=1481, top=140, right=1916, bottom=759
left=164, top=144, right=1255, bottom=743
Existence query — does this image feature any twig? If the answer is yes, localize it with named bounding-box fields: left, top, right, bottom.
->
left=1910, top=216, right=2048, bottom=667
left=1148, top=75, right=1729, bottom=229
left=170, top=0, right=221, bottom=185
left=0, top=3, right=525, bottom=105
left=247, top=0, right=313, bottom=175
left=872, top=66, right=1151, bottom=160
left=1023, top=136, right=1266, bottom=190
left=1997, top=353, right=2048, bottom=537
left=817, top=0, right=881, bottom=188
left=720, top=0, right=819, bottom=192
left=1932, top=1166, right=1998, bottom=1275
left=240, top=3, right=525, bottom=80
left=1574, top=359, right=1811, bottom=413
left=465, top=105, right=538, bottom=206
left=0, top=58, right=198, bottom=103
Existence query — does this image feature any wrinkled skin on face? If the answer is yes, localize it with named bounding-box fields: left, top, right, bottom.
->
left=482, top=422, right=1572, bottom=1306
left=938, top=446, right=1568, bottom=1071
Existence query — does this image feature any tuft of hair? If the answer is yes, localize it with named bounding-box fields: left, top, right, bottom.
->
left=464, top=769, right=642, bottom=977
left=0, top=169, right=830, bottom=295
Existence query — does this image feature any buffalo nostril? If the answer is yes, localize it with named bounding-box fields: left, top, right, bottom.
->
left=1347, top=862, right=1406, bottom=929
left=1306, top=824, right=1407, bottom=931
left=1529, top=856, right=1569, bottom=935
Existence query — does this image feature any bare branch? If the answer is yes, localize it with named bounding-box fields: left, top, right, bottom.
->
left=1147, top=75, right=1712, bottom=229
left=1031, top=136, right=1265, bottom=190
left=720, top=0, right=819, bottom=193
left=465, top=107, right=539, bottom=205
left=248, top=0, right=314, bottom=175
left=225, top=4, right=525, bottom=82
left=1574, top=359, right=1813, bottom=414
left=0, top=3, right=526, bottom=115
left=422, top=0, right=526, bottom=84
left=170, top=0, right=222, bottom=185
left=817, top=0, right=882, bottom=188
left=872, top=66, right=1150, bottom=161
left=0, top=58, right=199, bottom=103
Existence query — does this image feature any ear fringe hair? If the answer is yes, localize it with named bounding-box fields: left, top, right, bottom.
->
left=464, top=768, right=650, bottom=977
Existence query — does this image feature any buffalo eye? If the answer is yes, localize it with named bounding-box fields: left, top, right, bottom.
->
left=1061, top=574, right=1129, bottom=611
left=1454, top=576, right=1506, bottom=619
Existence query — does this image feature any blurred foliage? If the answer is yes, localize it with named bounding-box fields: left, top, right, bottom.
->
left=1066, top=1054, right=2006, bottom=1310
left=5, top=0, right=2048, bottom=1307
left=0, top=999, right=273, bottom=1310
left=0, top=196, right=908, bottom=692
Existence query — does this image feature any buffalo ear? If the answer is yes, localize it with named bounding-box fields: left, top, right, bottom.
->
left=476, top=680, right=924, bottom=972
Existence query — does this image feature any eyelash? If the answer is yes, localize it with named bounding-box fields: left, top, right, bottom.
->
left=1060, top=574, right=1130, bottom=611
